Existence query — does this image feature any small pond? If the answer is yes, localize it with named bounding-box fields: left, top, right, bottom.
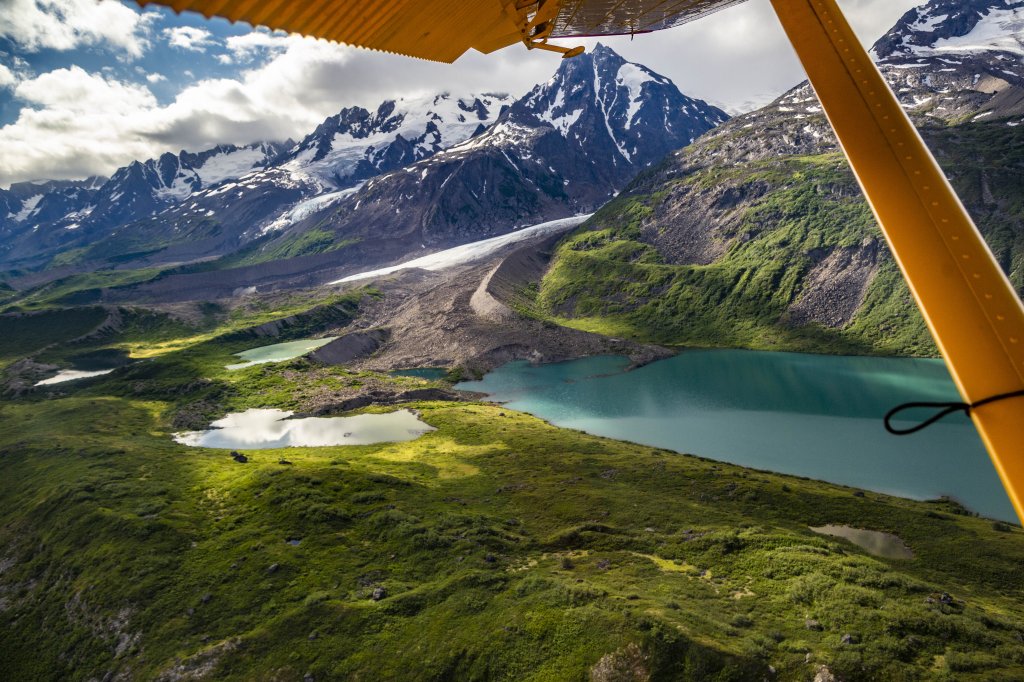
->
left=173, top=408, right=435, bottom=449
left=391, top=367, right=449, bottom=380
left=35, top=368, right=115, bottom=386
left=226, top=337, right=338, bottom=370
left=810, top=525, right=915, bottom=560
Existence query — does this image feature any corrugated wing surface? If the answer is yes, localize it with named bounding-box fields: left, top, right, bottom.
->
left=137, top=0, right=524, bottom=62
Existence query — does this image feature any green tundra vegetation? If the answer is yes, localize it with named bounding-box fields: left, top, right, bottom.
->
left=536, top=122, right=1024, bottom=358
left=1, top=295, right=1024, bottom=681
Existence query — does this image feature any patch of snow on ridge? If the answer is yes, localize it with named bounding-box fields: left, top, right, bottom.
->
left=153, top=147, right=273, bottom=202
left=12, top=194, right=42, bottom=222
left=911, top=12, right=949, bottom=36
left=331, top=214, right=593, bottom=284
left=536, top=85, right=584, bottom=136
left=916, top=8, right=1024, bottom=58
left=541, top=107, right=584, bottom=136
left=197, top=147, right=270, bottom=186
left=616, top=63, right=656, bottom=129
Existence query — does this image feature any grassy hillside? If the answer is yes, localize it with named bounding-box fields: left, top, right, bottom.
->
left=536, top=122, right=1024, bottom=358
left=0, top=289, right=373, bottom=373
left=2, top=298, right=1024, bottom=680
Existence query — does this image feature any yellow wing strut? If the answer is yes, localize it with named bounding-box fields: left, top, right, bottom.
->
left=769, top=0, right=1024, bottom=522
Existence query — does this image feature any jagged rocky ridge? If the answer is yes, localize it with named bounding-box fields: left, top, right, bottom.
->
left=275, top=93, right=513, bottom=187
left=0, top=143, right=291, bottom=270
left=536, top=0, right=1024, bottom=357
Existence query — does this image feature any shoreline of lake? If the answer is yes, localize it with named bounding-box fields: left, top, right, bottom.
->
left=455, top=349, right=1015, bottom=522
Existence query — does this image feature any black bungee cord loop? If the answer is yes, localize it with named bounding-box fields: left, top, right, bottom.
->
left=884, top=389, right=1024, bottom=436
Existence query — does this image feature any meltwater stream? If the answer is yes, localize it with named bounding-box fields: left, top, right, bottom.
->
left=456, top=350, right=1015, bottom=522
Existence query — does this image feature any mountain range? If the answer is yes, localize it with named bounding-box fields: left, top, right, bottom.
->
left=0, top=46, right=726, bottom=292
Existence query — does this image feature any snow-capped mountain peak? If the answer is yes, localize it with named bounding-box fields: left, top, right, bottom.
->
left=255, top=44, right=730, bottom=266
left=505, top=43, right=727, bottom=166
left=859, top=0, right=1024, bottom=126
left=873, top=0, right=1024, bottom=63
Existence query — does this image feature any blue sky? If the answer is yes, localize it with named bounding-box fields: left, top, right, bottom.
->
left=0, top=7, right=259, bottom=126
left=0, top=0, right=920, bottom=187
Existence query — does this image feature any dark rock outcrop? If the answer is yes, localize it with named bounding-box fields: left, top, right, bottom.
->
left=311, top=329, right=389, bottom=365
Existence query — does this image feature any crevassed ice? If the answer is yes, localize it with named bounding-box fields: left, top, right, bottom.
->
left=261, top=185, right=363, bottom=234
left=331, top=214, right=592, bottom=284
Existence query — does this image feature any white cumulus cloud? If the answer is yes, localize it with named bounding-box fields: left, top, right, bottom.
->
left=143, top=36, right=358, bottom=148
left=163, top=25, right=215, bottom=52
left=0, top=36, right=361, bottom=184
left=225, top=30, right=291, bottom=59
left=0, top=64, right=17, bottom=89
left=0, top=0, right=154, bottom=58
left=0, top=66, right=160, bottom=182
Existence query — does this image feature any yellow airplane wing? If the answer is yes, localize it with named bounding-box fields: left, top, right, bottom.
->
left=135, top=0, right=746, bottom=61
left=137, top=0, right=523, bottom=62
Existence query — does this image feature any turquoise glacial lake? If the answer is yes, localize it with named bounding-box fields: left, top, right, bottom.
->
left=456, top=350, right=1015, bottom=523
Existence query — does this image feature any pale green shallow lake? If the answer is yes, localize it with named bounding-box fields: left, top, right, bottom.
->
left=456, top=350, right=1015, bottom=523
left=226, top=337, right=338, bottom=370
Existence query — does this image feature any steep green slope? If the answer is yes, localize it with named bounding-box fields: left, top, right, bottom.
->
left=536, top=111, right=1024, bottom=357
left=2, top=302, right=1024, bottom=681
